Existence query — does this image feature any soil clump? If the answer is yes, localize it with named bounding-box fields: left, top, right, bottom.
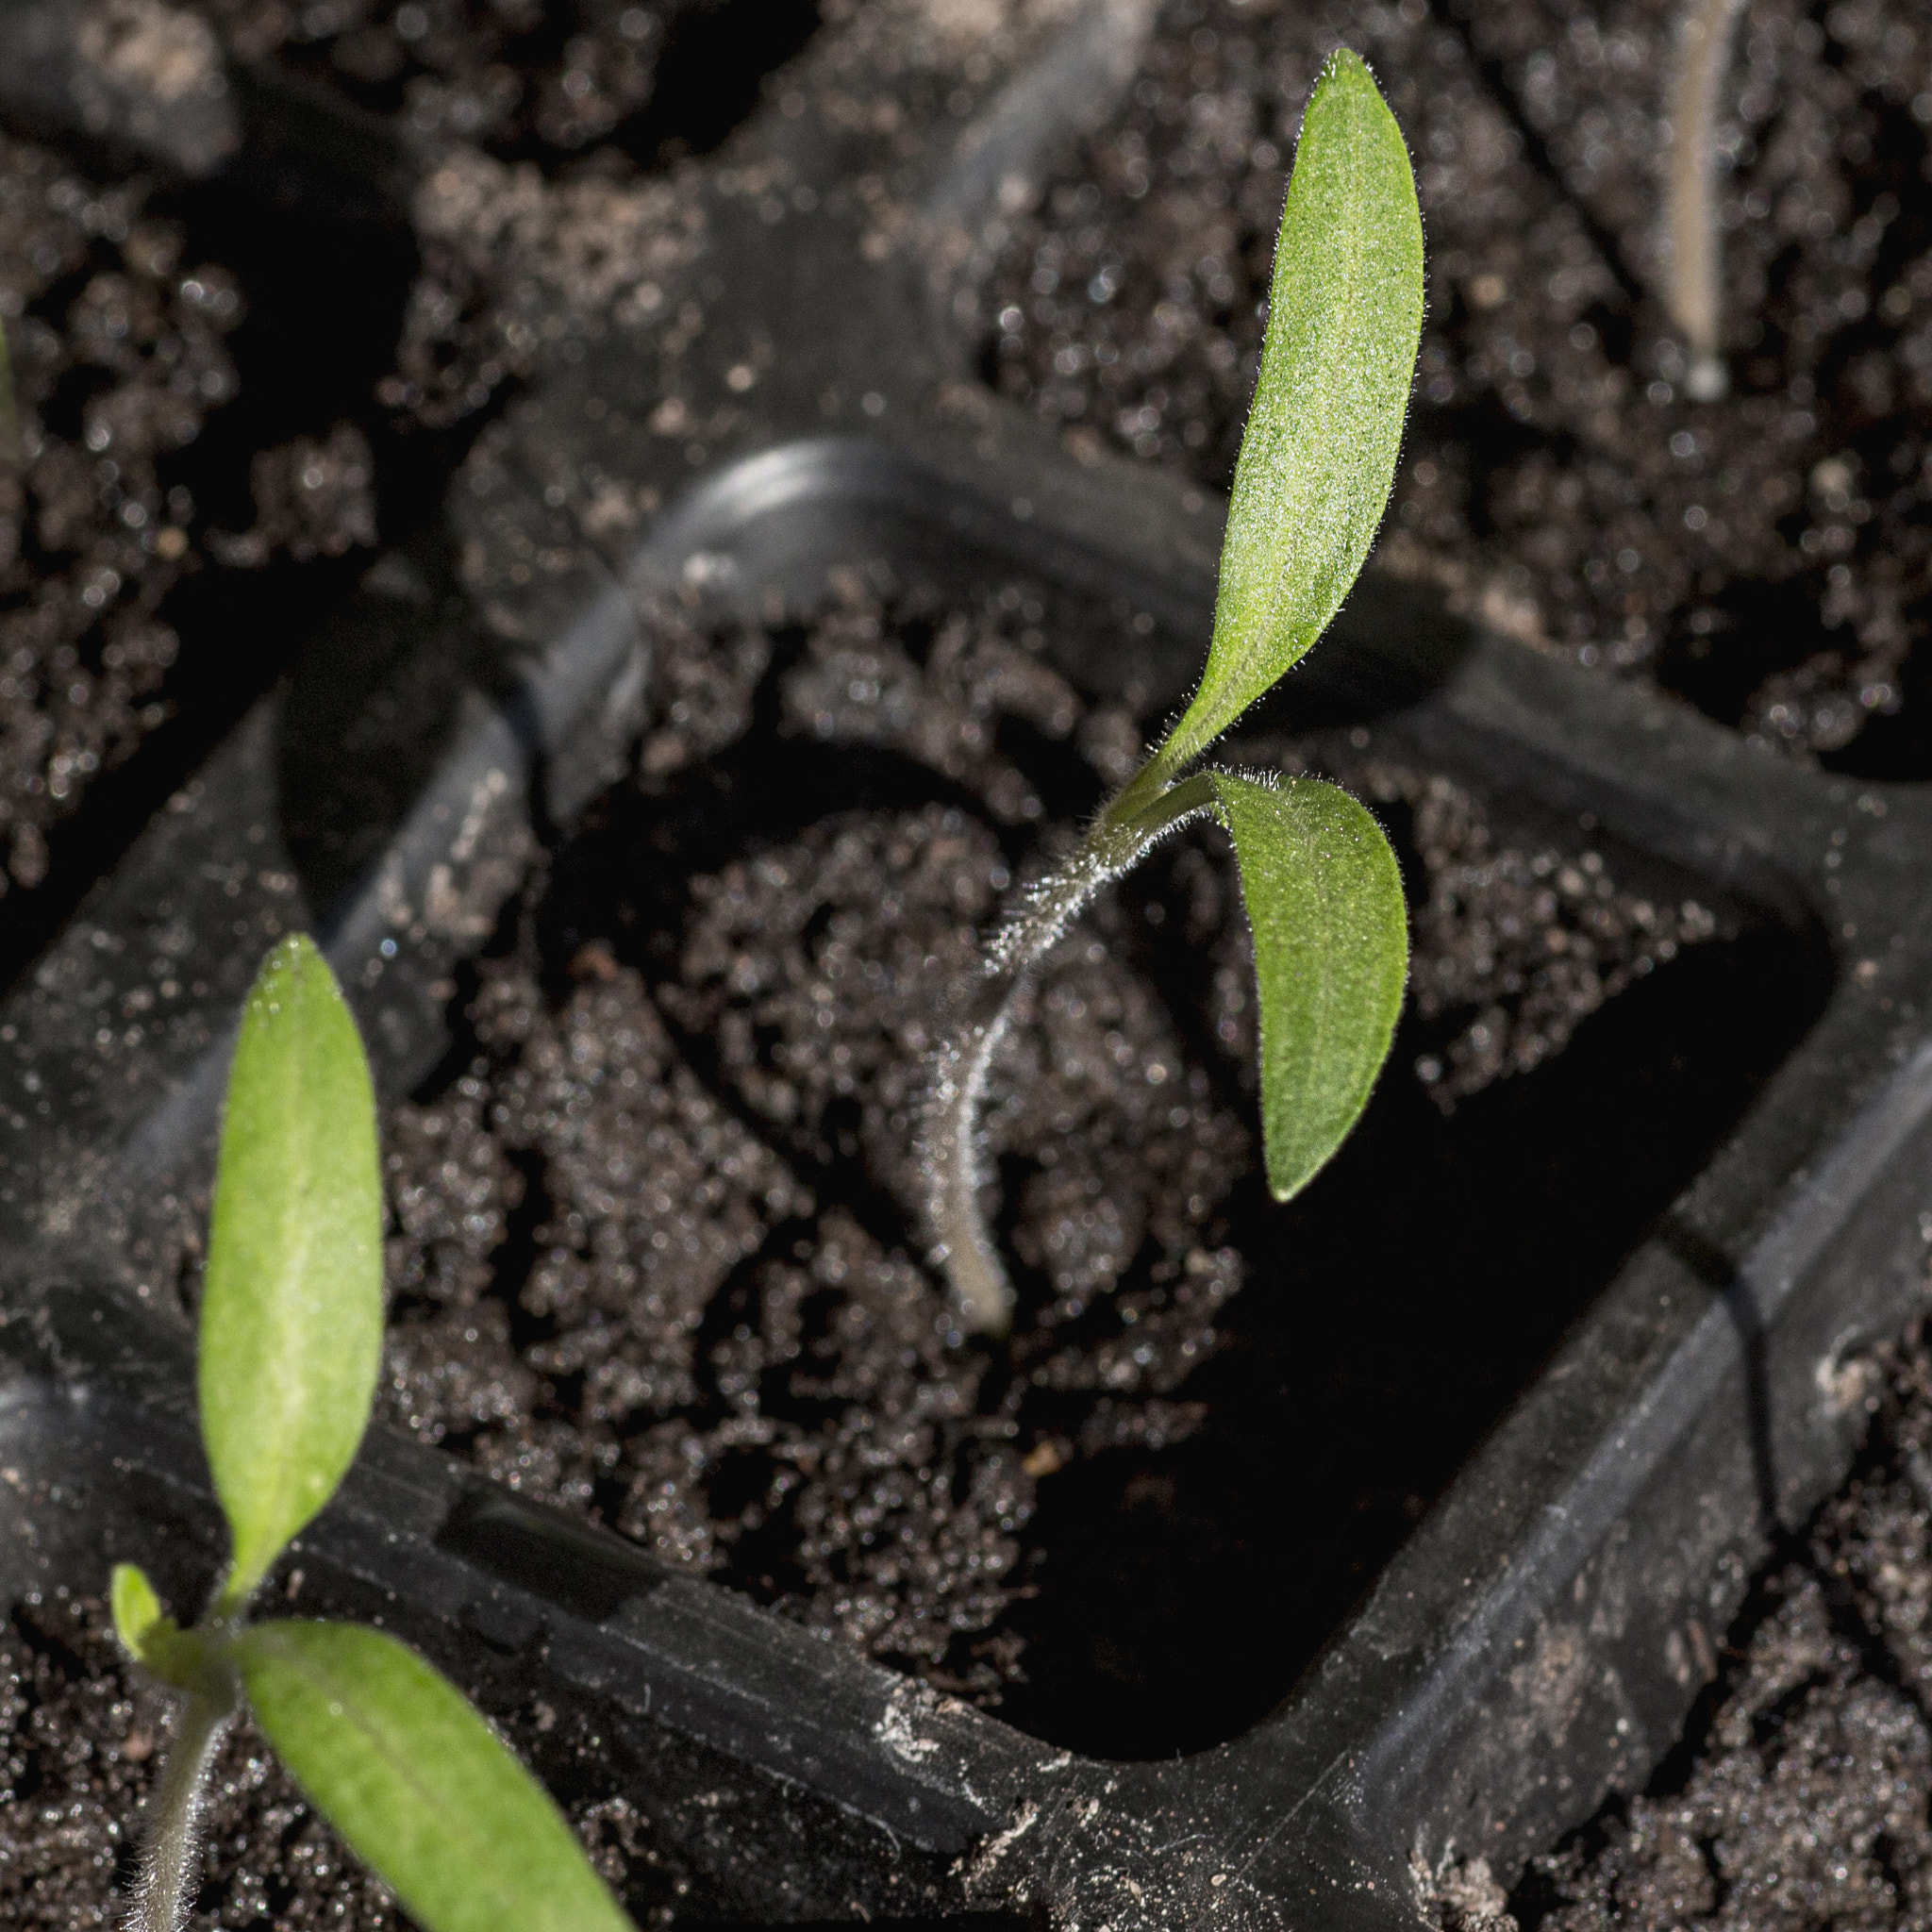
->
left=983, top=0, right=1932, bottom=770
left=194, top=0, right=673, bottom=161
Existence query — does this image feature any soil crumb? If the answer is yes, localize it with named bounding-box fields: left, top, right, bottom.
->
left=1500, top=1314, right=1932, bottom=1932
left=985, top=0, right=1932, bottom=767
left=375, top=582, right=1712, bottom=1699
left=0, top=1591, right=660, bottom=1926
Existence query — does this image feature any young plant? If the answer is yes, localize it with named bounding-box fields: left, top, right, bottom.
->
left=924, top=49, right=1423, bottom=1336
left=1666, top=0, right=1749, bottom=402
left=111, top=934, right=635, bottom=1932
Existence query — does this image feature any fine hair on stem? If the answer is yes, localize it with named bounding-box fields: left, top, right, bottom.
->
left=924, top=779, right=1221, bottom=1333
left=125, top=1688, right=236, bottom=1932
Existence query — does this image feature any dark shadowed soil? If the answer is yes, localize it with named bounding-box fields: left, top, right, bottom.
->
left=200, top=0, right=672, bottom=159
left=359, top=582, right=1813, bottom=1756
left=0, top=126, right=379, bottom=907
left=0, top=1591, right=665, bottom=1927
left=0, top=7, right=730, bottom=944
left=0, top=103, right=496, bottom=996
left=983, top=0, right=1932, bottom=772
left=1419, top=1313, right=1932, bottom=1932
left=192, top=0, right=821, bottom=173
left=167, top=1, right=808, bottom=441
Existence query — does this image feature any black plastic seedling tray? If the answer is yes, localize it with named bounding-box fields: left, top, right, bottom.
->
left=1, top=3, right=1930, bottom=1927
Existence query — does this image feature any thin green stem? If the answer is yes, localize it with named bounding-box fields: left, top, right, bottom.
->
left=124, top=1680, right=237, bottom=1932
left=211, top=1575, right=252, bottom=1628
left=1108, top=769, right=1219, bottom=843
left=924, top=769, right=1220, bottom=1334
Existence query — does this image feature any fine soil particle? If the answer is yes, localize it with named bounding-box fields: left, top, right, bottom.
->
left=1488, top=1314, right=1932, bottom=1932
left=190, top=0, right=823, bottom=174
left=383, top=142, right=705, bottom=429
left=0, top=1591, right=655, bottom=1926
left=0, top=128, right=376, bottom=902
left=174, top=4, right=738, bottom=441
left=195, top=0, right=675, bottom=159
left=374, top=581, right=1736, bottom=1731
left=983, top=0, right=1932, bottom=771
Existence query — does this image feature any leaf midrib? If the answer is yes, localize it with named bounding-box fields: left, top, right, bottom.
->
left=251, top=1633, right=575, bottom=1932
left=1256, top=75, right=1371, bottom=703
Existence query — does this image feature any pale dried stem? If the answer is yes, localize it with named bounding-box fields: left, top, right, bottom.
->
left=1667, top=0, right=1749, bottom=400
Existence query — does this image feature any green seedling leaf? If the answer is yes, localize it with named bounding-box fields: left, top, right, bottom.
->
left=235, top=1622, right=636, bottom=1932
left=1153, top=49, right=1423, bottom=782
left=111, top=1564, right=207, bottom=1690
left=111, top=1562, right=165, bottom=1657
left=1212, top=774, right=1407, bottom=1200
left=111, top=1561, right=175, bottom=1668
left=202, top=934, right=382, bottom=1615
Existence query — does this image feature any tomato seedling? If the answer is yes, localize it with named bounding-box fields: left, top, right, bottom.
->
left=924, top=49, right=1424, bottom=1334
left=113, top=935, right=635, bottom=1932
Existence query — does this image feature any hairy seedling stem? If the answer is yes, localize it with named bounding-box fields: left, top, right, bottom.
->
left=927, top=775, right=1219, bottom=1332
left=126, top=1680, right=235, bottom=1932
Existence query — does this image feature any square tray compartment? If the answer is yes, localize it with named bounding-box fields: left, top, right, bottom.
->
left=3, top=432, right=1923, bottom=1927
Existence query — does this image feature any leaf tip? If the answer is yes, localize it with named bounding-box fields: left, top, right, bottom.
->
left=247, top=931, right=333, bottom=1023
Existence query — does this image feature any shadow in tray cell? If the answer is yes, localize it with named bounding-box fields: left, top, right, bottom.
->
left=0, top=109, right=452, bottom=993
left=995, top=913, right=1831, bottom=1759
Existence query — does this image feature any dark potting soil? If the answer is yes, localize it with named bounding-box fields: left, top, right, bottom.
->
left=0, top=1591, right=664, bottom=1927
left=983, top=0, right=1932, bottom=773
left=1418, top=1312, right=1932, bottom=1932
left=379, top=142, right=706, bottom=432
left=0, top=126, right=369, bottom=903
left=0, top=116, right=450, bottom=977
left=191, top=0, right=820, bottom=174
left=361, top=581, right=1819, bottom=1757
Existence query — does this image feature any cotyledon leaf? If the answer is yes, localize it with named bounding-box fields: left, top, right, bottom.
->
left=234, top=1622, right=637, bottom=1932
left=111, top=1563, right=210, bottom=1691
left=200, top=934, right=382, bottom=1615
left=1151, top=49, right=1423, bottom=784
left=1212, top=774, right=1407, bottom=1199
left=111, top=1562, right=167, bottom=1659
